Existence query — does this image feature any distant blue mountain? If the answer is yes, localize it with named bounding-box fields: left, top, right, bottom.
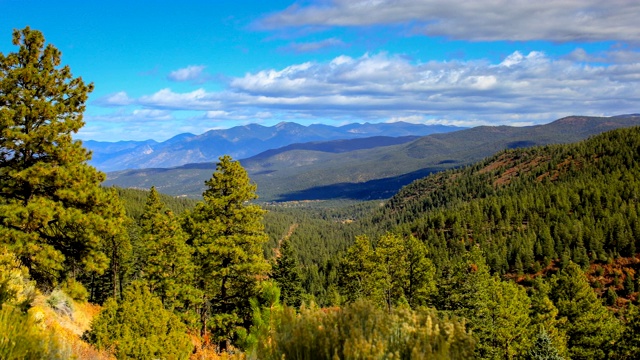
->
left=85, top=121, right=463, bottom=172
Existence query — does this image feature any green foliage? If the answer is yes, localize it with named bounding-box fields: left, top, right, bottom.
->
left=339, top=233, right=435, bottom=310
left=606, top=287, right=618, bottom=306
left=60, top=277, right=89, bottom=302
left=526, top=329, right=564, bottom=360
left=0, top=27, right=126, bottom=288
left=0, top=306, right=69, bottom=360
left=616, top=303, right=640, bottom=359
left=186, top=155, right=271, bottom=346
left=528, top=277, right=569, bottom=358
left=436, top=247, right=532, bottom=359
left=339, top=235, right=380, bottom=304
left=138, top=187, right=200, bottom=320
left=0, top=246, right=36, bottom=311
left=113, top=186, right=197, bottom=221
left=623, top=270, right=635, bottom=296
left=85, top=282, right=192, bottom=360
left=140, top=187, right=199, bottom=312
left=374, top=126, right=640, bottom=276
left=241, top=280, right=282, bottom=352
left=250, top=300, right=475, bottom=359
left=271, top=239, right=304, bottom=307
left=550, top=262, right=621, bottom=359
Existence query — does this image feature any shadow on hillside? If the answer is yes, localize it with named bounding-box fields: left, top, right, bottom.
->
left=275, top=167, right=448, bottom=202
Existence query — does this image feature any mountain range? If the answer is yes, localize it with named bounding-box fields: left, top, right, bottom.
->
left=86, top=122, right=462, bottom=172
left=103, top=115, right=640, bottom=202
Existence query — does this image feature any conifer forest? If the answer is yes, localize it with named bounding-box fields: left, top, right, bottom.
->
left=3, top=27, right=640, bottom=360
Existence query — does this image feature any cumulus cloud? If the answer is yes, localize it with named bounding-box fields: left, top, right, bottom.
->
left=138, top=88, right=222, bottom=110
left=88, top=49, right=640, bottom=140
left=167, top=65, right=209, bottom=83
left=257, top=0, right=640, bottom=42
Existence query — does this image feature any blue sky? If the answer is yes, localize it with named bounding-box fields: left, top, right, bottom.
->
left=1, top=0, right=639, bottom=141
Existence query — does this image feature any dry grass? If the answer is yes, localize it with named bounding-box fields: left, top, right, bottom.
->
left=30, top=293, right=114, bottom=360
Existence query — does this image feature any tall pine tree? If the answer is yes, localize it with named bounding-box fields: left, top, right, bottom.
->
left=185, top=155, right=270, bottom=348
left=0, top=27, right=125, bottom=287
left=139, top=187, right=199, bottom=321
left=271, top=239, right=303, bottom=308
left=550, top=262, right=621, bottom=359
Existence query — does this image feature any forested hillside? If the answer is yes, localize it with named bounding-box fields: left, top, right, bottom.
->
left=376, top=126, right=640, bottom=275
left=266, top=126, right=640, bottom=294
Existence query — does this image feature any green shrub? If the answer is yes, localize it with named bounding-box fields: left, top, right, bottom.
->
left=61, top=278, right=89, bottom=302
left=84, top=282, right=193, bottom=360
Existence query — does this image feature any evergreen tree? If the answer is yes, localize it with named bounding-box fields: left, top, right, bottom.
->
left=623, top=270, right=635, bottom=296
left=94, top=188, right=131, bottom=302
left=528, top=277, right=569, bottom=358
left=550, top=262, right=621, bottom=359
left=185, top=155, right=270, bottom=348
left=139, top=187, right=200, bottom=321
left=437, top=247, right=532, bottom=359
left=0, top=27, right=124, bottom=287
left=271, top=239, right=303, bottom=307
left=338, top=235, right=382, bottom=304
left=403, top=235, right=435, bottom=308
left=526, top=329, right=564, bottom=360
left=616, top=303, right=640, bottom=359
left=376, top=232, right=407, bottom=312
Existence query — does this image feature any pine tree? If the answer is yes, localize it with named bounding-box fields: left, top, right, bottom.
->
left=139, top=187, right=199, bottom=321
left=436, top=246, right=532, bottom=359
left=550, top=261, right=621, bottom=359
left=271, top=239, right=303, bottom=307
left=376, top=232, right=407, bottom=312
left=185, top=155, right=270, bottom=348
left=616, top=303, right=640, bottom=359
left=403, top=235, right=435, bottom=308
left=94, top=187, right=131, bottom=302
left=528, top=277, right=569, bottom=358
left=0, top=27, right=124, bottom=287
left=338, top=235, right=382, bottom=304
left=526, top=329, right=564, bottom=360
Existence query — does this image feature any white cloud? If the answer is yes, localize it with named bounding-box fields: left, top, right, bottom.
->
left=94, top=91, right=133, bottom=106
left=138, top=88, right=222, bottom=110
left=205, top=110, right=231, bottom=119
left=257, top=0, right=640, bottom=42
left=167, top=65, right=208, bottom=83
left=86, top=49, right=640, bottom=140
left=132, top=109, right=173, bottom=120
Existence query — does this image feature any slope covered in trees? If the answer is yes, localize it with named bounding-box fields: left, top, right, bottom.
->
left=374, top=126, right=640, bottom=277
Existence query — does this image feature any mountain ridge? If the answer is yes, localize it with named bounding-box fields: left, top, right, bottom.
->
left=87, top=121, right=463, bottom=172
left=103, top=115, right=640, bottom=201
